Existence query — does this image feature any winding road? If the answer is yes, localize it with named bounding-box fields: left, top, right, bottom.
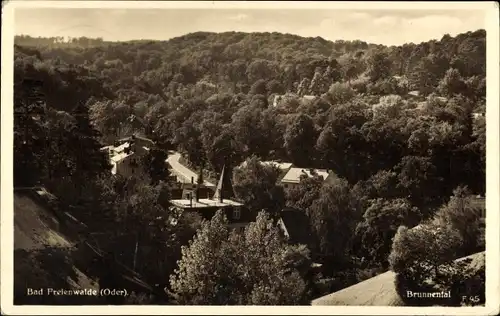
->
left=166, top=152, right=215, bottom=188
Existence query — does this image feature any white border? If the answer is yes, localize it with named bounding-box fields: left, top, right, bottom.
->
left=2, top=0, right=499, bottom=10
left=2, top=1, right=499, bottom=315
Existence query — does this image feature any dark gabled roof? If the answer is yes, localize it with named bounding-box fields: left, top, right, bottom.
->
left=279, top=208, right=311, bottom=245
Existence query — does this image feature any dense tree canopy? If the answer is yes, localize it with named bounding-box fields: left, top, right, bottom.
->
left=169, top=211, right=310, bottom=305
left=233, top=157, right=285, bottom=217
left=388, top=186, right=485, bottom=306
left=14, top=28, right=486, bottom=305
left=15, top=30, right=485, bottom=184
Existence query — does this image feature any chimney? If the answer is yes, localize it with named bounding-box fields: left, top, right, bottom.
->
left=195, top=166, right=203, bottom=202
left=198, top=166, right=204, bottom=185
left=195, top=185, right=200, bottom=202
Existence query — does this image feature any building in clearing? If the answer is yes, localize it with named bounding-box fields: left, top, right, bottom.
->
left=280, top=167, right=335, bottom=190
left=473, top=112, right=485, bottom=119
left=101, top=135, right=154, bottom=181
left=407, top=90, right=423, bottom=99
left=170, top=165, right=252, bottom=232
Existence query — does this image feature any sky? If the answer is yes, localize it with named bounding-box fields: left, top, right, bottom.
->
left=14, top=7, right=486, bottom=46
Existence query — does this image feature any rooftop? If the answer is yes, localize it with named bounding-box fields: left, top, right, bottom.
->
left=100, top=145, right=114, bottom=152
left=312, top=271, right=402, bottom=306
left=434, top=96, right=448, bottom=102
left=415, top=101, right=427, bottom=110
left=110, top=152, right=133, bottom=163
left=281, top=168, right=330, bottom=184
left=171, top=198, right=243, bottom=209
left=113, top=142, right=131, bottom=154
left=302, top=95, right=316, bottom=101
left=171, top=163, right=242, bottom=209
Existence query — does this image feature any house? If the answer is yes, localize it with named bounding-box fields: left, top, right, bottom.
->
left=280, top=167, right=333, bottom=190
left=167, top=171, right=215, bottom=191
left=414, top=101, right=428, bottom=111
left=302, top=95, right=317, bottom=102
left=407, top=90, right=420, bottom=98
left=103, top=135, right=155, bottom=181
left=272, top=95, right=283, bottom=107
left=434, top=96, right=448, bottom=103
left=170, top=165, right=252, bottom=232
left=472, top=112, right=485, bottom=119
left=110, top=152, right=134, bottom=176
left=471, top=195, right=486, bottom=217
left=100, top=145, right=115, bottom=156
left=277, top=208, right=312, bottom=246
left=171, top=170, right=215, bottom=200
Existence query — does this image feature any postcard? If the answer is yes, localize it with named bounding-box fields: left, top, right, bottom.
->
left=1, top=1, right=499, bottom=315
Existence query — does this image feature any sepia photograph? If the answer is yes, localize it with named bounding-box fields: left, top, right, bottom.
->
left=1, top=1, right=499, bottom=315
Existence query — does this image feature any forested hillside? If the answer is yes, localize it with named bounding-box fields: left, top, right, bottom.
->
left=14, top=29, right=486, bottom=305
left=15, top=29, right=485, bottom=186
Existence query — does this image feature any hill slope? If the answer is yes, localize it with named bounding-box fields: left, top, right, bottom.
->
left=13, top=193, right=100, bottom=305
left=15, top=29, right=485, bottom=95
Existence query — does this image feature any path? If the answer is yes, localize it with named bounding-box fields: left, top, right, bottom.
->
left=166, top=152, right=215, bottom=188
